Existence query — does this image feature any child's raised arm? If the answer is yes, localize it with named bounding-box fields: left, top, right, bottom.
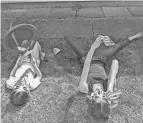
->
left=30, top=57, right=42, bottom=90
left=31, top=57, right=42, bottom=79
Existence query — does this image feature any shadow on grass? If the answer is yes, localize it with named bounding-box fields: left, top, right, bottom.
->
left=1, top=102, right=24, bottom=119
left=62, top=91, right=87, bottom=123
left=62, top=91, right=109, bottom=123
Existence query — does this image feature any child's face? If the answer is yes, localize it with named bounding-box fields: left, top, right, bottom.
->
left=93, top=84, right=104, bottom=101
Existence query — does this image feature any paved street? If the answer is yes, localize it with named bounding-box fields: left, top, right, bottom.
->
left=1, top=2, right=143, bottom=123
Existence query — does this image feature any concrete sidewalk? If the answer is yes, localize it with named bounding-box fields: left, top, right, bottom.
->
left=1, top=2, right=143, bottom=19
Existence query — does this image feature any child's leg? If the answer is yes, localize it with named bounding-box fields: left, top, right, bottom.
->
left=94, top=32, right=143, bottom=62
left=31, top=41, right=44, bottom=62
left=64, top=36, right=88, bottom=58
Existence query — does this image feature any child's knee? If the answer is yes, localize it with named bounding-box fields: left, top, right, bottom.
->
left=21, top=40, right=29, bottom=48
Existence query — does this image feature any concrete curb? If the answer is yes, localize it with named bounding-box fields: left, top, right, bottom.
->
left=2, top=1, right=143, bottom=8
left=2, top=7, right=143, bottom=19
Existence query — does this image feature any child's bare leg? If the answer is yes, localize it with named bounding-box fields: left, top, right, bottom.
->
left=64, top=35, right=88, bottom=58
left=31, top=41, right=45, bottom=62
left=94, top=32, right=143, bottom=62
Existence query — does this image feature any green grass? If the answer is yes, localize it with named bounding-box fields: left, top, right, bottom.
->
left=1, top=18, right=143, bottom=123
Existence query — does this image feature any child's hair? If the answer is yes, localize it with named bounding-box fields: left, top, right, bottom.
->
left=91, top=100, right=110, bottom=119
left=10, top=89, right=29, bottom=106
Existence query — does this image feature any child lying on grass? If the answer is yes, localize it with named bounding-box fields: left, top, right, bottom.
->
left=6, top=40, right=45, bottom=106
left=62, top=32, right=142, bottom=120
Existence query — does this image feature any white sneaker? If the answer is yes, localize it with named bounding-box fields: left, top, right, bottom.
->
left=53, top=48, right=61, bottom=55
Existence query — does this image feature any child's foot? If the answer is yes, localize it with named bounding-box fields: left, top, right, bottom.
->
left=129, top=32, right=143, bottom=41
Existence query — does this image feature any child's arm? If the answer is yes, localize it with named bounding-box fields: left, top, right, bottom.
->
left=31, top=57, right=42, bottom=78
left=107, top=59, right=119, bottom=92
left=32, top=63, right=42, bottom=80
left=9, top=56, right=22, bottom=77
left=30, top=57, right=42, bottom=90
left=6, top=56, right=22, bottom=89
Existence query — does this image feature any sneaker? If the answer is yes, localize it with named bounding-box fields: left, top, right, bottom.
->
left=53, top=48, right=61, bottom=55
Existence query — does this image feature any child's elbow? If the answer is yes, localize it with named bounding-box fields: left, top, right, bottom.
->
left=79, top=83, right=89, bottom=94
left=6, top=80, right=13, bottom=89
left=31, top=81, right=41, bottom=90
left=6, top=76, right=15, bottom=89
left=37, top=75, right=42, bottom=81
left=31, top=77, right=41, bottom=90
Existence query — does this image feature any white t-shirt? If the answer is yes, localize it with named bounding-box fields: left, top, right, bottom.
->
left=6, top=64, right=41, bottom=90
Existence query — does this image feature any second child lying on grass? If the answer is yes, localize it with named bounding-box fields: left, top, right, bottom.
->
left=63, top=32, right=143, bottom=119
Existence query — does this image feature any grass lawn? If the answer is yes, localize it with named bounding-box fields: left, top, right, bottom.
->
left=1, top=17, right=143, bottom=123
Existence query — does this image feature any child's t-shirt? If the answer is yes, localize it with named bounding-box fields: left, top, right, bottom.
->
left=6, top=64, right=41, bottom=90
